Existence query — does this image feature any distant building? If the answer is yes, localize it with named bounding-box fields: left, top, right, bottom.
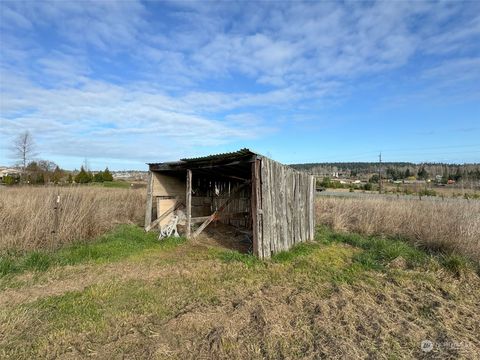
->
left=0, top=168, right=22, bottom=183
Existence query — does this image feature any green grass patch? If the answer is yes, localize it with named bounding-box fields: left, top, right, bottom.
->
left=87, top=180, right=131, bottom=188
left=439, top=253, right=471, bottom=276
left=0, top=225, right=185, bottom=277
left=101, top=180, right=131, bottom=188
left=216, top=250, right=262, bottom=268
left=272, top=242, right=320, bottom=263
left=321, top=229, right=428, bottom=269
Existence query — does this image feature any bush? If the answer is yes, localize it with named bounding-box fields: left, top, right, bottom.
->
left=75, top=166, right=92, bottom=183
left=2, top=175, right=16, bottom=185
left=103, top=168, right=113, bottom=182
left=93, top=172, right=104, bottom=182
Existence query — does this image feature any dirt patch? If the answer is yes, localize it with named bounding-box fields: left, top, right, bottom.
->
left=0, top=245, right=200, bottom=308
left=193, top=222, right=252, bottom=254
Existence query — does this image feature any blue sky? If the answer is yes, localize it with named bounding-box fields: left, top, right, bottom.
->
left=0, top=0, right=479, bottom=170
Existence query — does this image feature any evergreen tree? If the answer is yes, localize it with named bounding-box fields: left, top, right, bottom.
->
left=67, top=174, right=73, bottom=184
left=75, top=166, right=92, bottom=183
left=52, top=166, right=63, bottom=184
left=369, top=174, right=380, bottom=183
left=93, top=171, right=104, bottom=182
left=442, top=167, right=449, bottom=184
left=35, top=173, right=45, bottom=184
left=453, top=167, right=462, bottom=181
left=417, top=166, right=428, bottom=180
left=404, top=168, right=411, bottom=178
left=102, top=167, right=113, bottom=182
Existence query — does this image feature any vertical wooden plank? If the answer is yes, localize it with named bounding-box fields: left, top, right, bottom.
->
left=299, top=173, right=303, bottom=243
left=296, top=172, right=302, bottom=244
left=306, top=175, right=310, bottom=240
left=261, top=158, right=271, bottom=258
left=251, top=161, right=259, bottom=257
left=303, top=174, right=308, bottom=242
left=311, top=175, right=316, bottom=240
left=273, top=161, right=279, bottom=252
left=186, top=169, right=192, bottom=238
left=256, top=159, right=263, bottom=258
left=267, top=159, right=274, bottom=255
left=285, top=168, right=290, bottom=249
left=287, top=168, right=294, bottom=249
left=303, top=174, right=309, bottom=241
left=271, top=160, right=278, bottom=254
left=144, top=171, right=153, bottom=231
left=300, top=173, right=303, bottom=242
left=281, top=165, right=288, bottom=251
left=270, top=161, right=282, bottom=254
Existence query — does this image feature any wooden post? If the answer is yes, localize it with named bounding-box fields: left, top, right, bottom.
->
left=144, top=171, right=153, bottom=231
left=251, top=161, right=258, bottom=257
left=52, top=193, right=60, bottom=245
left=186, top=169, right=192, bottom=238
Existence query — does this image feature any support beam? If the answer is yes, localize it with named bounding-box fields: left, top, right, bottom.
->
left=144, top=171, right=153, bottom=231
left=190, top=211, right=248, bottom=224
left=145, top=202, right=180, bottom=232
left=186, top=169, right=192, bottom=238
left=192, top=181, right=250, bottom=238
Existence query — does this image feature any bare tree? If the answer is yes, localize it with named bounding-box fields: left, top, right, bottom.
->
left=11, top=131, right=37, bottom=176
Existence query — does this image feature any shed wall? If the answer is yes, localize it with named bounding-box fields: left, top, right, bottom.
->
left=256, top=157, right=315, bottom=259
left=151, top=172, right=185, bottom=227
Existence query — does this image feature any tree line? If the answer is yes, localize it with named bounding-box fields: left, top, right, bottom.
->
left=2, top=131, right=114, bottom=185
left=292, top=162, right=480, bottom=181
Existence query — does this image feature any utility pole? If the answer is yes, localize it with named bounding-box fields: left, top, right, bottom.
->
left=378, top=152, right=382, bottom=194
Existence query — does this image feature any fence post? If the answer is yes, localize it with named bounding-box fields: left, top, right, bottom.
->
left=52, top=194, right=60, bottom=243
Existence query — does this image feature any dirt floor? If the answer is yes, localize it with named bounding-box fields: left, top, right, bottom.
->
left=1, top=227, right=479, bottom=359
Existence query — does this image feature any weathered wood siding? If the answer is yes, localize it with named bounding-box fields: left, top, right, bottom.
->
left=255, top=157, right=315, bottom=259
left=149, top=172, right=186, bottom=229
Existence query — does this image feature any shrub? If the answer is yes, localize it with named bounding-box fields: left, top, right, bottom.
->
left=103, top=167, right=113, bottom=182
left=2, top=175, right=16, bottom=185
left=75, top=166, right=92, bottom=183
left=93, top=171, right=104, bottom=182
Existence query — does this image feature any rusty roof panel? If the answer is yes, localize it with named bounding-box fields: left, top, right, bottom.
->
left=180, top=148, right=256, bottom=162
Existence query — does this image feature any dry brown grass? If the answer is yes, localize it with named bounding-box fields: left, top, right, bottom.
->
left=1, top=234, right=479, bottom=359
left=0, top=186, right=145, bottom=252
left=316, top=196, right=480, bottom=262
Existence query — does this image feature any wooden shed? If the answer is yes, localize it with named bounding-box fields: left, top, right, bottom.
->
left=145, top=149, right=315, bottom=259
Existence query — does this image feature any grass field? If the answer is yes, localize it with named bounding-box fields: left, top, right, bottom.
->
left=316, top=196, right=480, bottom=264
left=1, top=225, right=479, bottom=359
left=0, top=186, right=145, bottom=252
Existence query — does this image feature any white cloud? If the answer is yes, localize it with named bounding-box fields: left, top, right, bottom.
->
left=1, top=0, right=479, bottom=167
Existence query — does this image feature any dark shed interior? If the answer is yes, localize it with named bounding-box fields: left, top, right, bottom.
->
left=145, top=149, right=256, bottom=252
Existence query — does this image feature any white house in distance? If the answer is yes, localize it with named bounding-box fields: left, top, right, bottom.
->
left=0, top=167, right=22, bottom=182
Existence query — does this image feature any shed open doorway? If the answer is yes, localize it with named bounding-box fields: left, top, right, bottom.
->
left=145, top=149, right=255, bottom=254
left=145, top=149, right=315, bottom=259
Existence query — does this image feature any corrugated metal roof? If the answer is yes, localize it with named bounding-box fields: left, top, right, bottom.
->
left=180, top=148, right=256, bottom=162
